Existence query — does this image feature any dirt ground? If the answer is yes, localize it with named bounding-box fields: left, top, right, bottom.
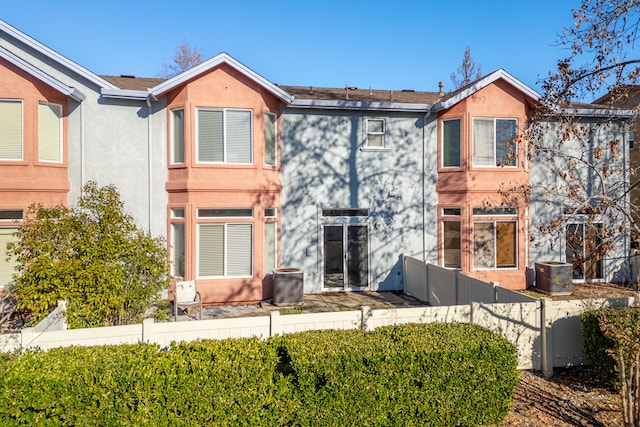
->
left=503, top=282, right=636, bottom=426
left=502, top=367, right=622, bottom=426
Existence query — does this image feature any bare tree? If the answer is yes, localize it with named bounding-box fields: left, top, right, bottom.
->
left=497, top=1, right=637, bottom=283
left=160, top=41, right=204, bottom=78
left=450, top=46, right=483, bottom=89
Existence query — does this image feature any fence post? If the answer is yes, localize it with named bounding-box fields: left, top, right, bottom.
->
left=142, top=318, right=155, bottom=344
left=491, top=282, right=499, bottom=303
left=270, top=310, right=281, bottom=337
left=540, top=298, right=553, bottom=378
left=361, top=306, right=373, bottom=331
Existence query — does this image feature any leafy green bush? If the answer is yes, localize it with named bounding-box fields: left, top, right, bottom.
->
left=0, top=323, right=518, bottom=426
left=582, top=309, right=618, bottom=386
left=7, top=181, right=169, bottom=328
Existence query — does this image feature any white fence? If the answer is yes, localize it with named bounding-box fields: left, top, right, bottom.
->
left=0, top=256, right=634, bottom=377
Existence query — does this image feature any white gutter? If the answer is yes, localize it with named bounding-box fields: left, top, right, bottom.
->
left=0, top=46, right=85, bottom=101
left=0, top=20, right=118, bottom=90
left=289, top=99, right=432, bottom=113
left=101, top=88, right=149, bottom=100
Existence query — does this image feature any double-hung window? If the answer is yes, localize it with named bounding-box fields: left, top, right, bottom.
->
left=197, top=108, right=252, bottom=163
left=473, top=118, right=517, bottom=167
left=264, top=112, right=277, bottom=166
left=0, top=100, right=23, bottom=161
left=171, top=109, right=185, bottom=164
left=38, top=102, right=62, bottom=162
left=442, top=207, right=462, bottom=268
left=473, top=207, right=517, bottom=269
left=365, top=118, right=385, bottom=148
left=264, top=208, right=277, bottom=274
left=170, top=208, right=185, bottom=278
left=0, top=210, right=21, bottom=289
left=442, top=119, right=461, bottom=167
left=197, top=208, right=253, bottom=278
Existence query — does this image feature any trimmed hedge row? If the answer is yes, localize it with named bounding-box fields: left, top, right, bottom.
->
left=0, top=323, right=518, bottom=426
left=583, top=306, right=640, bottom=389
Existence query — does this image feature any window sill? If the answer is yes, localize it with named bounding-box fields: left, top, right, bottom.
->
left=359, top=147, right=391, bottom=152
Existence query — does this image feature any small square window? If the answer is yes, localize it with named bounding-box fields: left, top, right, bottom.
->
left=442, top=208, right=461, bottom=216
left=366, top=119, right=385, bottom=148
left=171, top=208, right=185, bottom=219
left=264, top=208, right=277, bottom=218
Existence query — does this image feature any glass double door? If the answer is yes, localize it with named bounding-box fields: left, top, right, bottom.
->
left=323, top=224, right=369, bottom=290
left=566, top=223, right=604, bottom=282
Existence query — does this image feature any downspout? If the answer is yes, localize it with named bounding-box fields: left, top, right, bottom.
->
left=423, top=107, right=433, bottom=260
left=146, top=92, right=153, bottom=233
left=79, top=100, right=85, bottom=190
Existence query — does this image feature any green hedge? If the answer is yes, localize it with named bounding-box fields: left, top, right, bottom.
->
left=0, top=323, right=518, bottom=426
left=582, top=307, right=640, bottom=389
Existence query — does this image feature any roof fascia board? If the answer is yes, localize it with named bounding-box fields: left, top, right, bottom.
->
left=100, top=88, right=150, bottom=101
left=0, top=46, right=85, bottom=101
left=288, top=99, right=432, bottom=112
left=557, top=108, right=636, bottom=118
left=433, top=69, right=541, bottom=111
left=0, top=20, right=117, bottom=90
left=151, top=53, right=293, bottom=103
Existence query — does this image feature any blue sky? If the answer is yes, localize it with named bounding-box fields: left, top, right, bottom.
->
left=2, top=0, right=581, bottom=94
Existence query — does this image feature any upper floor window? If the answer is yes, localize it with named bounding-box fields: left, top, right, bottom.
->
left=171, top=109, right=184, bottom=164
left=442, top=118, right=461, bottom=167
left=264, top=112, right=277, bottom=166
left=197, top=108, right=252, bottom=164
left=473, top=118, right=517, bottom=167
left=0, top=100, right=23, bottom=161
left=366, top=118, right=385, bottom=148
left=38, top=102, right=62, bottom=163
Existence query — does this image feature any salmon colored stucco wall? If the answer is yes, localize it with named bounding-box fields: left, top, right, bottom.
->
left=165, top=63, right=281, bottom=304
left=0, top=58, right=69, bottom=213
left=437, top=80, right=532, bottom=289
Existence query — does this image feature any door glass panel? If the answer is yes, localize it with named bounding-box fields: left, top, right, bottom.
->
left=347, top=225, right=368, bottom=287
left=585, top=224, right=603, bottom=281
left=324, top=226, right=344, bottom=288
left=566, top=224, right=585, bottom=280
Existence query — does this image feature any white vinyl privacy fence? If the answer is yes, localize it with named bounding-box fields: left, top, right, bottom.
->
left=0, top=255, right=634, bottom=377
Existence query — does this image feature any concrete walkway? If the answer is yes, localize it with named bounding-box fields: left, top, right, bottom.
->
left=178, top=291, right=427, bottom=321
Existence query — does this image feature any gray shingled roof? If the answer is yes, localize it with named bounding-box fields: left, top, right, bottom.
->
left=101, top=75, right=166, bottom=91
left=278, top=85, right=444, bottom=104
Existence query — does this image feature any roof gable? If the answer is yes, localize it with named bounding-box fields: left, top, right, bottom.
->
left=0, top=46, right=85, bottom=101
left=150, top=53, right=293, bottom=103
left=433, top=69, right=540, bottom=112
left=0, top=20, right=117, bottom=91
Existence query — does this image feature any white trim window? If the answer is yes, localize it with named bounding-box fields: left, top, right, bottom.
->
left=442, top=118, right=461, bottom=167
left=0, top=100, right=23, bottom=161
left=264, top=208, right=277, bottom=275
left=264, top=112, right=277, bottom=166
left=0, top=227, right=18, bottom=289
left=197, top=208, right=253, bottom=278
left=443, top=221, right=461, bottom=268
left=197, top=108, right=252, bottom=164
left=171, top=109, right=185, bottom=164
left=170, top=208, right=185, bottom=278
left=365, top=118, right=385, bottom=148
left=473, top=221, right=517, bottom=269
left=38, top=102, right=62, bottom=162
left=472, top=118, right=517, bottom=167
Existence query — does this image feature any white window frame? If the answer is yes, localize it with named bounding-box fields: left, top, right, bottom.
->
left=38, top=102, right=63, bottom=163
left=472, top=220, right=518, bottom=270
left=472, top=117, right=518, bottom=168
left=197, top=222, right=254, bottom=279
left=0, top=227, right=19, bottom=289
left=196, top=108, right=253, bottom=164
left=365, top=118, right=386, bottom=149
left=264, top=220, right=277, bottom=275
left=442, top=118, right=461, bottom=168
left=171, top=222, right=185, bottom=278
left=171, top=108, right=185, bottom=164
left=264, top=112, right=277, bottom=166
left=442, top=220, right=462, bottom=269
left=0, top=99, right=23, bottom=161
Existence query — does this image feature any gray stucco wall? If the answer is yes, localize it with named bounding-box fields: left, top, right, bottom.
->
left=528, top=118, right=630, bottom=282
left=0, top=32, right=168, bottom=238
left=280, top=108, right=438, bottom=293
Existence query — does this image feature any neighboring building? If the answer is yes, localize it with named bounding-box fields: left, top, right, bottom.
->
left=0, top=20, right=632, bottom=303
